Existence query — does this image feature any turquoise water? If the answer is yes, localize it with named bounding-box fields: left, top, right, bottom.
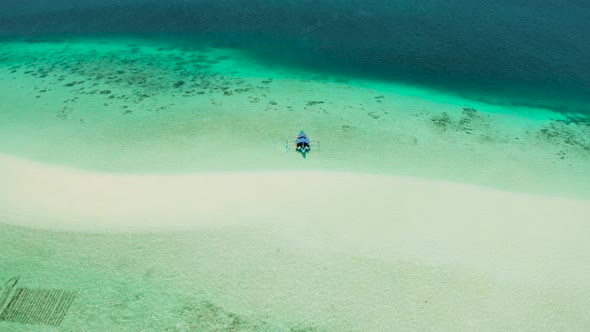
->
left=1, top=2, right=590, bottom=331
left=1, top=1, right=589, bottom=115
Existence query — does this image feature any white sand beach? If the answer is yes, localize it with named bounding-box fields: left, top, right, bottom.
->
left=2, top=151, right=590, bottom=269
left=1, top=153, right=590, bottom=330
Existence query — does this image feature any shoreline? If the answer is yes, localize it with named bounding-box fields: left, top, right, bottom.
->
left=2, top=151, right=589, bottom=231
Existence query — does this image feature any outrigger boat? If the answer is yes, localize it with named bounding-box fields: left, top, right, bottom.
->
left=285, top=130, right=319, bottom=156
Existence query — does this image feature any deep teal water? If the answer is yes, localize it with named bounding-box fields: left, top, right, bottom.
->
left=1, top=0, right=589, bottom=116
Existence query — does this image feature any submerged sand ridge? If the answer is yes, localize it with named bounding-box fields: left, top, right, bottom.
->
left=1, top=153, right=590, bottom=330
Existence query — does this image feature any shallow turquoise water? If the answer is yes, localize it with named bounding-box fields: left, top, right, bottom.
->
left=0, top=35, right=589, bottom=197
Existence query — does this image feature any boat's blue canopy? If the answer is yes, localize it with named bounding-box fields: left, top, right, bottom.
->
left=296, top=131, right=309, bottom=144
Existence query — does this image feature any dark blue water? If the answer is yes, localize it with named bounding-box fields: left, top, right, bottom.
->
left=1, top=0, right=589, bottom=116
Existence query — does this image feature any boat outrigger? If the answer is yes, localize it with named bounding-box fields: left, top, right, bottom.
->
left=285, top=131, right=319, bottom=156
